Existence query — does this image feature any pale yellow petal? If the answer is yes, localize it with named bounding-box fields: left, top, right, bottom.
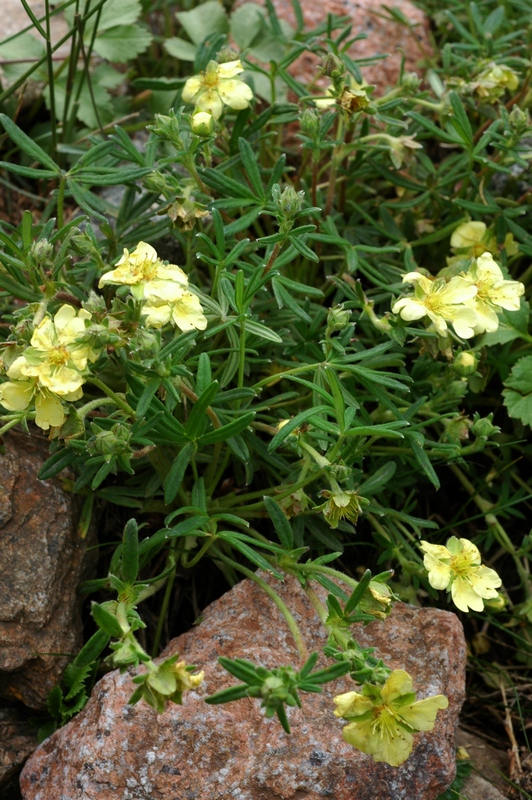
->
left=170, top=292, right=207, bottom=331
left=143, top=279, right=186, bottom=303
left=398, top=695, right=449, bottom=731
left=182, top=76, right=203, bottom=103
left=0, top=380, right=34, bottom=411
left=392, top=297, right=428, bottom=321
left=217, top=60, right=244, bottom=79
left=381, top=670, right=413, bottom=703
left=34, top=392, right=65, bottom=430
left=31, top=318, right=56, bottom=352
left=451, top=576, right=484, bottom=612
left=450, top=221, right=486, bottom=250
left=141, top=302, right=172, bottom=328
left=196, top=90, right=224, bottom=120
left=333, top=691, right=373, bottom=719
left=218, top=79, right=253, bottom=110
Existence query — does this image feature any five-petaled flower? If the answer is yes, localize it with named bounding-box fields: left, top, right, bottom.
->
left=392, top=272, right=478, bottom=338
left=420, top=536, right=502, bottom=612
left=462, top=252, right=525, bottom=334
left=100, top=242, right=208, bottom=333
left=99, top=241, right=188, bottom=301
left=182, top=60, right=253, bottom=120
left=334, top=670, right=449, bottom=767
left=0, top=305, right=95, bottom=430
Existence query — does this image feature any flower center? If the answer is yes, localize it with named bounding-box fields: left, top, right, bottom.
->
left=48, top=346, right=70, bottom=366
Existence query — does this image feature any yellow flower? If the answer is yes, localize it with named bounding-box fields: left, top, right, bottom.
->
left=449, top=222, right=518, bottom=261
left=8, top=305, right=92, bottom=396
left=318, top=489, right=368, bottom=528
left=392, top=272, right=478, bottom=338
left=472, top=63, right=519, bottom=101
left=141, top=288, right=208, bottom=332
left=420, top=536, right=502, bottom=612
left=334, top=670, right=448, bottom=767
left=462, top=252, right=525, bottom=334
left=99, top=242, right=188, bottom=300
left=0, top=377, right=79, bottom=430
left=182, top=60, right=253, bottom=120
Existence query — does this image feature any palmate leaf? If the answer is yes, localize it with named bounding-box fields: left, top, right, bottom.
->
left=94, top=25, right=153, bottom=62
left=503, top=355, right=532, bottom=427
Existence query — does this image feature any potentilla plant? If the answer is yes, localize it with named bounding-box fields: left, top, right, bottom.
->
left=0, top=0, right=530, bottom=771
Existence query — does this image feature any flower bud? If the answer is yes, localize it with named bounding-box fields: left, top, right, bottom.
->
left=483, top=592, right=507, bottom=612
left=272, top=184, right=305, bottom=220
left=216, top=46, right=240, bottom=64
left=30, top=238, right=53, bottom=264
left=401, top=72, right=421, bottom=91
left=299, top=108, right=320, bottom=138
left=508, top=105, right=529, bottom=135
left=327, top=303, right=351, bottom=333
left=191, top=110, right=214, bottom=136
left=471, top=412, right=499, bottom=439
left=453, top=350, right=477, bottom=376
left=87, top=423, right=132, bottom=458
left=321, top=53, right=344, bottom=78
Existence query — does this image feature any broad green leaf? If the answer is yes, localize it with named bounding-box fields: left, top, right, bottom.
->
left=230, top=3, right=265, bottom=49
left=94, top=25, right=152, bottom=62
left=176, top=1, right=229, bottom=45
left=164, top=37, right=198, bottom=61
left=503, top=356, right=532, bottom=426
left=66, top=0, right=143, bottom=33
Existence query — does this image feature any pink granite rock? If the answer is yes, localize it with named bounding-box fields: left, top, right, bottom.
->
left=0, top=432, right=91, bottom=709
left=239, top=0, right=432, bottom=91
left=21, top=573, right=466, bottom=800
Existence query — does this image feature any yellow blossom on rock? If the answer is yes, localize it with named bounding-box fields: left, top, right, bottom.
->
left=0, top=376, right=80, bottom=430
left=334, top=670, right=449, bottom=767
left=392, top=272, right=478, bottom=339
left=99, top=242, right=188, bottom=300
left=462, top=252, right=525, bottom=334
left=8, top=305, right=93, bottom=396
left=420, top=536, right=502, bottom=612
left=182, top=60, right=253, bottom=120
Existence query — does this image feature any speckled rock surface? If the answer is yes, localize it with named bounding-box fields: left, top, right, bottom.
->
left=21, top=573, right=466, bottom=800
left=239, top=0, right=432, bottom=91
left=0, top=432, right=89, bottom=709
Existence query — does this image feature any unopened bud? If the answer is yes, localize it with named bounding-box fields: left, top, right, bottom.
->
left=191, top=110, right=214, bottom=136
left=327, top=303, right=351, bottom=333
left=508, top=104, right=529, bottom=135
left=453, top=350, right=477, bottom=376
left=471, top=412, right=499, bottom=439
left=216, top=46, right=240, bottom=64
left=30, top=238, right=53, bottom=263
left=300, top=107, right=320, bottom=138
left=401, top=72, right=421, bottom=91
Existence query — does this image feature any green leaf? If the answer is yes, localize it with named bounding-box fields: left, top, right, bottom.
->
left=0, top=161, right=58, bottom=180
left=176, top=0, right=229, bottom=45
left=0, top=271, right=39, bottom=301
left=37, top=448, right=77, bottom=480
left=186, top=381, right=219, bottom=439
left=264, top=496, right=293, bottom=550
left=164, top=37, right=198, bottom=61
left=94, top=25, right=152, bottom=62
left=230, top=3, right=265, bottom=49
left=238, top=138, right=265, bottom=198
left=0, top=113, right=61, bottom=172
left=90, top=602, right=124, bottom=638
left=503, top=356, right=532, bottom=427
left=245, top=319, right=283, bottom=343
left=344, top=569, right=372, bottom=614
left=121, top=519, right=139, bottom=585
left=163, top=443, right=195, bottom=504
left=198, top=412, right=255, bottom=446
left=74, top=629, right=110, bottom=668
left=218, top=533, right=283, bottom=578
left=268, top=405, right=332, bottom=451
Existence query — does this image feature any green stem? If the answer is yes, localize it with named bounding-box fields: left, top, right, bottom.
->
left=56, top=176, right=66, bottom=230
left=77, top=396, right=119, bottom=420
left=237, top=317, right=246, bottom=390
left=44, top=0, right=57, bottom=159
left=181, top=535, right=216, bottom=568
left=151, top=547, right=178, bottom=657
left=215, top=551, right=308, bottom=661
left=87, top=377, right=136, bottom=418
left=211, top=470, right=325, bottom=514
